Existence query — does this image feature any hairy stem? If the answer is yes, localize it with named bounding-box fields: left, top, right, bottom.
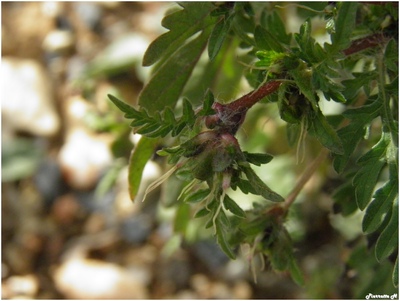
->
left=282, top=148, right=329, bottom=211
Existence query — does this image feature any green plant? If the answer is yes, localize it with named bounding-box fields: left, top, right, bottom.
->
left=108, top=2, right=398, bottom=288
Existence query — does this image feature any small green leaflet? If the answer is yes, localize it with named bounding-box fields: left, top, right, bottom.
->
left=375, top=198, right=398, bottom=261
left=208, top=14, right=234, bottom=60
left=143, top=2, right=215, bottom=66
left=215, top=217, right=236, bottom=259
left=223, top=194, right=246, bottom=218
left=243, top=151, right=273, bottom=166
left=353, top=131, right=391, bottom=210
left=333, top=98, right=382, bottom=173
left=128, top=136, right=158, bottom=201
left=108, top=94, right=199, bottom=139
left=362, top=178, right=398, bottom=234
left=239, top=162, right=284, bottom=202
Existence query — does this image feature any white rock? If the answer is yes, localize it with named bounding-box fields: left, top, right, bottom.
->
left=42, top=30, right=75, bottom=53
left=1, top=58, right=60, bottom=136
left=54, top=257, right=148, bottom=299
left=58, top=127, right=113, bottom=189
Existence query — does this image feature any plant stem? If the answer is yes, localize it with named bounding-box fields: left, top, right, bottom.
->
left=282, top=148, right=329, bottom=211
left=225, top=80, right=282, bottom=112
left=343, top=33, right=388, bottom=56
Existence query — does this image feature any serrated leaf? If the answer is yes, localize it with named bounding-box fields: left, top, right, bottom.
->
left=333, top=98, right=382, bottom=173
left=362, top=178, right=398, bottom=233
left=328, top=2, right=358, bottom=54
left=223, top=194, right=246, bottom=218
left=375, top=198, right=398, bottom=261
left=215, top=218, right=236, bottom=259
left=208, top=14, right=234, bottom=60
left=353, top=131, right=391, bottom=210
left=128, top=136, right=158, bottom=201
left=240, top=162, right=284, bottom=202
left=306, top=108, right=344, bottom=155
left=143, top=2, right=215, bottom=66
left=139, top=28, right=212, bottom=114
left=243, top=151, right=273, bottom=166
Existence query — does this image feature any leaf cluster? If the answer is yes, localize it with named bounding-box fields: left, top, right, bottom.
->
left=108, top=1, right=398, bottom=289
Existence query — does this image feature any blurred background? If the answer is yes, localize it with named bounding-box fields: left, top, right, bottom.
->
left=1, top=2, right=397, bottom=299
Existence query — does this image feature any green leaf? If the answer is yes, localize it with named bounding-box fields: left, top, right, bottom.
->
left=261, top=11, right=291, bottom=46
left=143, top=2, right=215, bottom=66
left=362, top=178, right=398, bottom=233
left=194, top=207, right=210, bottom=218
left=306, top=108, right=344, bottom=155
left=139, top=28, right=212, bottom=114
left=243, top=151, right=273, bottom=166
left=254, top=25, right=284, bottom=52
left=289, top=257, right=305, bottom=286
left=181, top=98, right=196, bottom=126
left=353, top=131, right=391, bottom=210
left=239, top=162, right=284, bottom=202
left=199, top=89, right=216, bottom=116
left=174, top=202, right=191, bottom=235
left=208, top=14, right=234, bottom=60
left=1, top=138, right=43, bottom=182
left=333, top=98, right=382, bottom=173
left=215, top=218, right=236, bottom=259
left=223, top=194, right=246, bottom=218
left=375, top=198, right=398, bottom=261
left=231, top=8, right=256, bottom=46
left=184, top=189, right=211, bottom=203
left=128, top=136, right=158, bottom=201
left=289, top=62, right=318, bottom=110
left=108, top=94, right=142, bottom=119
left=328, top=2, right=358, bottom=54
left=385, top=39, right=398, bottom=73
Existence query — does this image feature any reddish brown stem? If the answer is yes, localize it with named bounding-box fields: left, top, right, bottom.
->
left=343, top=33, right=388, bottom=56
left=225, top=80, right=282, bottom=112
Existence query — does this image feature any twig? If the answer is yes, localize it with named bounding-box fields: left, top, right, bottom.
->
left=282, top=148, right=329, bottom=211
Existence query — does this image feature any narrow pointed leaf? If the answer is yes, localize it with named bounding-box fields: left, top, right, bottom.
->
left=208, top=14, right=233, bottom=60
left=128, top=136, right=158, bottom=201
left=215, top=218, right=236, bottom=259
left=223, top=194, right=246, bottom=218
left=240, top=162, right=284, bottom=202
